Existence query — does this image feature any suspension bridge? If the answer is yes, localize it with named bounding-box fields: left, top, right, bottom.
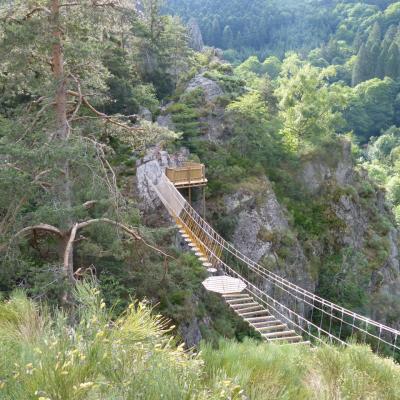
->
left=151, top=171, right=400, bottom=358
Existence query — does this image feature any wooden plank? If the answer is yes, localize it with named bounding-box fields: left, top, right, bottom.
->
left=245, top=315, right=278, bottom=324
left=257, top=324, right=287, bottom=332
left=266, top=336, right=303, bottom=343
left=263, top=330, right=296, bottom=338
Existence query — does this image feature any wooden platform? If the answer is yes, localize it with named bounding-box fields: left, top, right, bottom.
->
left=165, top=162, right=207, bottom=188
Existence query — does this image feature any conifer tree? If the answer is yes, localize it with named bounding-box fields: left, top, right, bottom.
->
left=385, top=42, right=400, bottom=79
left=222, top=25, right=234, bottom=49
left=0, top=1, right=175, bottom=300
left=211, top=16, right=222, bottom=47
left=352, top=43, right=370, bottom=86
left=377, top=25, right=398, bottom=78
left=367, top=22, right=382, bottom=78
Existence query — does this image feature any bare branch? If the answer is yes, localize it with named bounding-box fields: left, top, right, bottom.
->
left=14, top=224, right=63, bottom=239
left=24, top=6, right=51, bottom=19
left=75, top=218, right=175, bottom=260
left=68, top=74, right=83, bottom=127
left=59, top=2, right=80, bottom=7
left=67, top=90, right=144, bottom=133
left=82, top=200, right=98, bottom=209
left=76, top=218, right=141, bottom=240
left=64, top=223, right=78, bottom=282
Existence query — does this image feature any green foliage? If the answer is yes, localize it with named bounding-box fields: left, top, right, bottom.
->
left=363, top=126, right=400, bottom=222
left=165, top=0, right=339, bottom=59
left=202, top=339, right=400, bottom=400
left=344, top=78, right=399, bottom=140
left=276, top=55, right=346, bottom=151
left=135, top=1, right=194, bottom=98
left=0, top=284, right=241, bottom=399
left=203, top=70, right=245, bottom=97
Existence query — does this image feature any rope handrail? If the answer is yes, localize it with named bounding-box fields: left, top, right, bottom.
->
left=151, top=173, right=400, bottom=356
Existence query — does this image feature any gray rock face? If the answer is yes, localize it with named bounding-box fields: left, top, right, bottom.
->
left=301, top=141, right=353, bottom=194
left=135, top=147, right=189, bottom=210
left=333, top=194, right=368, bottom=249
left=156, top=113, right=175, bottom=130
left=187, top=18, right=204, bottom=52
left=139, top=107, right=152, bottom=122
left=179, top=317, right=202, bottom=348
left=186, top=74, right=223, bottom=102
left=184, top=73, right=226, bottom=141
left=225, top=177, right=314, bottom=293
left=297, top=140, right=400, bottom=325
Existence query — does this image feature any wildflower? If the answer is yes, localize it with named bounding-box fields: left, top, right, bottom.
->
left=0, top=381, right=5, bottom=389
left=79, top=381, right=94, bottom=389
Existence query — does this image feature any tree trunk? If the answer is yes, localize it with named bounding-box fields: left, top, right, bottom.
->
left=51, top=0, right=68, bottom=140
left=50, top=0, right=74, bottom=290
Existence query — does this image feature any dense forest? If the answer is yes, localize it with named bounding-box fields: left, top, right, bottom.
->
left=1, top=0, right=400, bottom=398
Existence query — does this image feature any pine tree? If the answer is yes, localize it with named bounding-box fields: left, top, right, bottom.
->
left=367, top=22, right=382, bottom=78
left=211, top=16, right=222, bottom=47
left=385, top=42, right=400, bottom=79
left=352, top=43, right=370, bottom=86
left=222, top=25, right=234, bottom=49
left=353, top=29, right=364, bottom=53
left=377, top=25, right=398, bottom=78
left=0, top=1, right=174, bottom=299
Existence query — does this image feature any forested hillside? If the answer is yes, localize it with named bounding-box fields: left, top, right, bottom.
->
left=165, top=0, right=400, bottom=60
left=1, top=0, right=400, bottom=398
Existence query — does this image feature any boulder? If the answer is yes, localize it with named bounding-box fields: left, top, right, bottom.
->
left=186, top=74, right=223, bottom=102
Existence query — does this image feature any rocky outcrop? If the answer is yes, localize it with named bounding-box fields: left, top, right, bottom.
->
left=187, top=18, right=204, bottom=52
left=225, top=177, right=314, bottom=293
left=139, top=107, right=152, bottom=122
left=300, top=140, right=354, bottom=194
left=156, top=113, right=175, bottom=130
left=184, top=73, right=227, bottom=141
left=179, top=318, right=202, bottom=348
left=135, top=147, right=189, bottom=211
left=186, top=74, right=223, bottom=102
left=296, top=140, right=400, bottom=323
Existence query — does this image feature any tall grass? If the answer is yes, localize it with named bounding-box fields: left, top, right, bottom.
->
left=2, top=286, right=399, bottom=400
left=0, top=283, right=241, bottom=400
left=201, top=339, right=400, bottom=400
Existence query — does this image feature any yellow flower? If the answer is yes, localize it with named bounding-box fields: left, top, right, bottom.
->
left=79, top=381, right=94, bottom=389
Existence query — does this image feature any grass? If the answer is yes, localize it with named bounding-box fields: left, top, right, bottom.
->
left=0, top=283, right=241, bottom=400
left=201, top=339, right=400, bottom=400
left=2, top=284, right=399, bottom=400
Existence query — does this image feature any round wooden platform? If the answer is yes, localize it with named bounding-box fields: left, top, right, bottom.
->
left=202, top=276, right=246, bottom=294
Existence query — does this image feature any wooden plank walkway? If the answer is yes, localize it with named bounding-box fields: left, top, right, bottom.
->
left=177, top=222, right=309, bottom=345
